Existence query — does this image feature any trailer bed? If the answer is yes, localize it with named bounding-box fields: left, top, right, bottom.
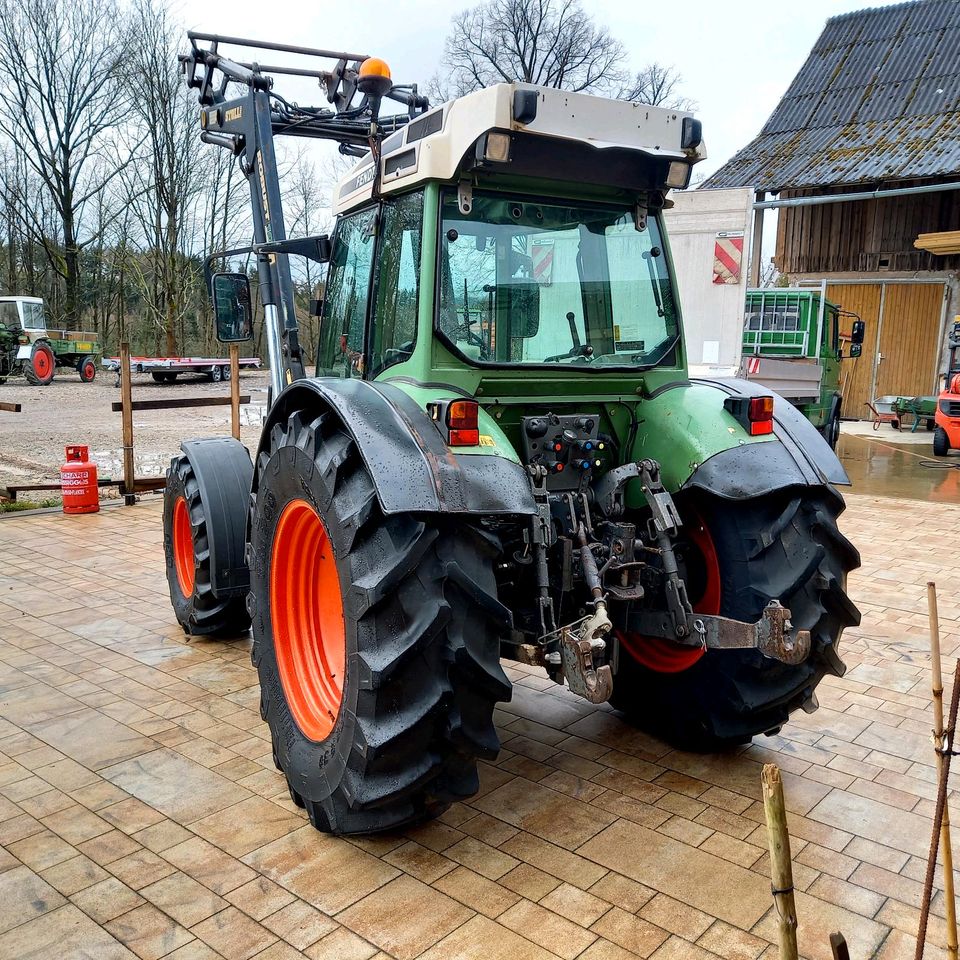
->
left=103, top=355, right=261, bottom=384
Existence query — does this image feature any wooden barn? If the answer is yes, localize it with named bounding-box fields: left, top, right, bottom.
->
left=704, top=0, right=960, bottom=415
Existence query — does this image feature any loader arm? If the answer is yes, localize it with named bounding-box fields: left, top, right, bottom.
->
left=180, top=32, right=429, bottom=397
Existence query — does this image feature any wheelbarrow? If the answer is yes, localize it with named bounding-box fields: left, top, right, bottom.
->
left=864, top=396, right=901, bottom=430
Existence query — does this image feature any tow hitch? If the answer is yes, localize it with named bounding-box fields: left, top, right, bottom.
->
left=627, top=600, right=812, bottom=666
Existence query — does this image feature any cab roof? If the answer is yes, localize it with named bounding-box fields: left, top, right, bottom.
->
left=334, top=83, right=705, bottom=214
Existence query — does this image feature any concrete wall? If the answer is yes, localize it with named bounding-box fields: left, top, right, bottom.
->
left=664, top=187, right=753, bottom=377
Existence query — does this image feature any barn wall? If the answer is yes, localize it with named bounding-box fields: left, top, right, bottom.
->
left=774, top=180, right=960, bottom=275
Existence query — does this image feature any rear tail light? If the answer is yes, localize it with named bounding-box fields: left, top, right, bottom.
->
left=748, top=396, right=774, bottom=435
left=724, top=395, right=775, bottom=436
left=446, top=399, right=479, bottom=446
left=428, top=398, right=480, bottom=446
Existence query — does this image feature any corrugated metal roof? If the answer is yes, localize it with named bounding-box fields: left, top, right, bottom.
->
left=704, top=0, right=960, bottom=190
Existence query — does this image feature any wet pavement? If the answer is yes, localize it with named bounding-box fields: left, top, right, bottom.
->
left=0, top=493, right=955, bottom=959
left=838, top=428, right=960, bottom=504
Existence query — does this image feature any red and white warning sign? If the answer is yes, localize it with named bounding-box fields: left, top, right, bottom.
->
left=712, top=232, right=744, bottom=285
left=531, top=240, right=554, bottom=285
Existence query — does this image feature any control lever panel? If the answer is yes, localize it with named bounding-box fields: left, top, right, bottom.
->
left=521, top=413, right=604, bottom=491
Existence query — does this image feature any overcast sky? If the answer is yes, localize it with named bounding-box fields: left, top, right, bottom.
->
left=175, top=0, right=906, bottom=181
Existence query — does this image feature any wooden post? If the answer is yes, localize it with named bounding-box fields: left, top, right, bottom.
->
left=928, top=581, right=959, bottom=959
left=762, top=763, right=799, bottom=960
left=230, top=343, right=240, bottom=441
left=119, top=341, right=136, bottom=506
left=750, top=190, right=765, bottom=287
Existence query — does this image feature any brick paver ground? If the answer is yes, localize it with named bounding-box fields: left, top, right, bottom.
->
left=0, top=492, right=951, bottom=959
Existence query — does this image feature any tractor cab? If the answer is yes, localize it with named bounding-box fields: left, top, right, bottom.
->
left=322, top=84, right=701, bottom=399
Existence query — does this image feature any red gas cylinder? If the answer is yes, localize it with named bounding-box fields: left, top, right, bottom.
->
left=61, top=445, right=99, bottom=514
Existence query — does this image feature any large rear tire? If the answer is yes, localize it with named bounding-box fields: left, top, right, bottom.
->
left=611, top=486, right=860, bottom=750
left=23, top=342, right=55, bottom=385
left=248, top=407, right=512, bottom=835
left=163, top=455, right=251, bottom=636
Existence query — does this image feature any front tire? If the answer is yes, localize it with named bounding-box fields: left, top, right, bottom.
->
left=612, top=487, right=860, bottom=750
left=210, top=365, right=224, bottom=383
left=934, top=427, right=951, bottom=457
left=163, top=456, right=250, bottom=636
left=248, top=407, right=511, bottom=835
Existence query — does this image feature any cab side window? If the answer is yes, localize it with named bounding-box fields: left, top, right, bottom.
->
left=317, top=207, right=377, bottom=377
left=368, top=192, right=423, bottom=378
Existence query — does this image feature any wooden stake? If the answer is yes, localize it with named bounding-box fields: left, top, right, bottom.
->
left=230, top=343, right=240, bottom=441
left=762, top=763, right=799, bottom=960
left=119, top=342, right=136, bottom=506
left=929, top=581, right=959, bottom=959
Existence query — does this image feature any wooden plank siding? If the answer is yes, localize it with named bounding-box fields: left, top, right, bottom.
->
left=826, top=282, right=945, bottom=415
left=827, top=283, right=883, bottom=416
left=774, top=181, right=960, bottom=275
left=875, top=283, right=945, bottom=399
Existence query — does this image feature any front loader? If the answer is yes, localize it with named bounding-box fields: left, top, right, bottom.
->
left=165, top=34, right=860, bottom=835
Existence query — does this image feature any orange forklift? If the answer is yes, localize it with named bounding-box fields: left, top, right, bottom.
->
left=934, top=318, right=960, bottom=457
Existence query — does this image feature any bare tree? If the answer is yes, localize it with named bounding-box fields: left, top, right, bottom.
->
left=432, top=0, right=628, bottom=99
left=624, top=63, right=695, bottom=110
left=0, top=0, right=131, bottom=324
left=120, top=0, right=208, bottom=356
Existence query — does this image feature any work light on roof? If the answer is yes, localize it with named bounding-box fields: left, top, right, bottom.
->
left=357, top=57, right=392, bottom=97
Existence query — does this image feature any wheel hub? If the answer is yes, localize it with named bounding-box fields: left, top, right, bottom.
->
left=269, top=499, right=345, bottom=742
left=172, top=496, right=195, bottom=596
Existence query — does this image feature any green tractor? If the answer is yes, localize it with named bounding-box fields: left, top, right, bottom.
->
left=0, top=296, right=100, bottom=384
left=165, top=35, right=860, bottom=835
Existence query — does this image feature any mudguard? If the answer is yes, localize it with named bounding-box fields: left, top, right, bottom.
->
left=684, top=377, right=849, bottom=500
left=179, top=437, right=253, bottom=597
left=261, top=378, right=537, bottom=517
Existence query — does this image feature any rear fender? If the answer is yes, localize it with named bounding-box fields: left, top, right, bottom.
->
left=179, top=437, right=253, bottom=597
left=629, top=378, right=848, bottom=506
left=259, top=378, right=536, bottom=517
left=685, top=377, right=849, bottom=499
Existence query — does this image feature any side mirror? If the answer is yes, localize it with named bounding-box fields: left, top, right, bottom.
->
left=850, top=319, right=865, bottom=345
left=212, top=273, right=254, bottom=343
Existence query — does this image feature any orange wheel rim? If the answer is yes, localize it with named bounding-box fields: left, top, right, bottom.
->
left=270, top=499, right=345, bottom=742
left=619, top=511, right=720, bottom=674
left=35, top=349, right=52, bottom=377
left=172, top=496, right=195, bottom=597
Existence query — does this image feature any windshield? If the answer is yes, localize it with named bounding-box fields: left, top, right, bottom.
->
left=438, top=191, right=679, bottom=368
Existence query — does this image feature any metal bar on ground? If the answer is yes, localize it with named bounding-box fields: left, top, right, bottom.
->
left=927, top=582, right=959, bottom=959
left=0, top=402, right=21, bottom=412
left=110, top=395, right=250, bottom=413
left=829, top=933, right=850, bottom=960
left=230, top=344, right=240, bottom=440
left=762, top=763, right=799, bottom=960
left=120, top=342, right=136, bottom=506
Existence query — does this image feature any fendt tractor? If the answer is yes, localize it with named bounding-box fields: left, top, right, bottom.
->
left=164, top=34, right=861, bottom=835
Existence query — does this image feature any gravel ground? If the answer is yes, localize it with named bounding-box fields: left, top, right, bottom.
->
left=0, top=366, right=269, bottom=503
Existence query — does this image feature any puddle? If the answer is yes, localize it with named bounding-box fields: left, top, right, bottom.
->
left=838, top=431, right=960, bottom=503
